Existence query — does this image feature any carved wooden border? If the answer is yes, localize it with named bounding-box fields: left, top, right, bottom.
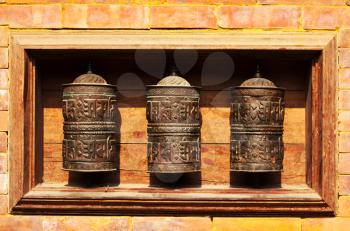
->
left=9, top=31, right=337, bottom=216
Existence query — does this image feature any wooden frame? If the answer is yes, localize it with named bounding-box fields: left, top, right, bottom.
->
left=9, top=31, right=337, bottom=216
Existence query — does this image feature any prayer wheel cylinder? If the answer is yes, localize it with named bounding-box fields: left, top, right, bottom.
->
left=146, top=70, right=201, bottom=173
left=230, top=67, right=285, bottom=172
left=62, top=70, right=117, bottom=172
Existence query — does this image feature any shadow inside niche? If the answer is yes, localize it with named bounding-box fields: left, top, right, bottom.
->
left=149, top=172, right=202, bottom=188
left=67, top=171, right=120, bottom=188
left=230, top=172, right=281, bottom=188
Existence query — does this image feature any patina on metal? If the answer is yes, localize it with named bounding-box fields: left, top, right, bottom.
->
left=146, top=67, right=201, bottom=173
left=230, top=65, right=285, bottom=172
left=62, top=66, right=117, bottom=172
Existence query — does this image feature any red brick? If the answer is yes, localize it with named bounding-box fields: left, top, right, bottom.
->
left=133, top=217, right=212, bottom=231
left=340, top=49, right=350, bottom=68
left=340, top=69, right=350, bottom=89
left=0, top=69, right=7, bottom=89
left=213, top=218, right=301, bottom=231
left=87, top=5, right=148, bottom=29
left=42, top=216, right=129, bottom=231
left=0, top=216, right=43, bottom=231
left=0, top=173, right=7, bottom=194
left=0, top=195, right=7, bottom=214
left=0, top=111, right=8, bottom=131
left=302, top=218, right=350, bottom=231
left=259, top=0, right=346, bottom=5
left=218, top=6, right=301, bottom=29
left=0, top=27, right=8, bottom=47
left=339, top=153, right=350, bottom=174
left=0, top=90, right=8, bottom=110
left=339, top=90, right=350, bottom=110
left=303, top=7, right=337, bottom=29
left=303, top=7, right=350, bottom=30
left=0, top=48, right=8, bottom=69
left=0, top=155, right=6, bottom=173
left=339, top=196, right=350, bottom=216
left=340, top=175, right=350, bottom=195
left=150, top=6, right=216, bottom=28
left=169, top=0, right=254, bottom=3
left=0, top=5, right=62, bottom=28
left=340, top=29, right=350, bottom=48
left=340, top=133, right=350, bottom=153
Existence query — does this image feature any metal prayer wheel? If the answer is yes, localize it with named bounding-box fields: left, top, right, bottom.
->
left=230, top=66, right=285, bottom=172
left=146, top=68, right=201, bottom=173
left=62, top=68, right=117, bottom=172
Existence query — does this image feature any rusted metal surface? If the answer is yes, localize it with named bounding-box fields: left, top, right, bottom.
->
left=62, top=69, right=117, bottom=172
left=230, top=66, right=285, bottom=172
left=146, top=69, right=201, bottom=173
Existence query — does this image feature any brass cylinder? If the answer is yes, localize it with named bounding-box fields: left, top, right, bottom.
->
left=230, top=67, right=285, bottom=172
left=62, top=70, right=117, bottom=172
left=146, top=71, right=201, bottom=173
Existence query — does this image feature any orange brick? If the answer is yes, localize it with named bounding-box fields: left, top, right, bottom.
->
left=339, top=153, right=350, bottom=174
left=0, top=195, right=7, bottom=214
left=218, top=6, right=301, bottom=29
left=340, top=29, right=350, bottom=48
left=340, top=175, right=350, bottom=195
left=63, top=4, right=88, bottom=28
left=0, top=111, right=8, bottom=131
left=169, top=0, right=254, bottom=3
left=0, top=132, right=7, bottom=153
left=339, top=90, right=350, bottom=110
left=0, top=155, right=6, bottom=173
left=0, top=5, right=62, bottom=28
left=0, top=90, right=8, bottom=110
left=339, top=111, right=350, bottom=131
left=303, top=7, right=337, bottom=29
left=42, top=216, right=130, bottom=231
left=0, top=48, right=8, bottom=69
left=340, top=69, right=350, bottom=89
left=213, top=218, right=301, bottom=231
left=302, top=218, right=350, bottom=231
left=0, top=27, right=8, bottom=47
left=7, top=0, right=132, bottom=2
left=150, top=6, right=216, bottom=28
left=133, top=217, right=211, bottom=231
left=0, top=173, right=7, bottom=194
left=340, top=49, right=350, bottom=68
left=339, top=196, right=350, bottom=216
left=0, top=216, right=43, bottom=231
left=259, top=0, right=346, bottom=5
left=340, top=133, right=350, bottom=153
left=0, top=69, right=8, bottom=89
left=87, top=5, right=148, bottom=29
left=303, top=7, right=350, bottom=30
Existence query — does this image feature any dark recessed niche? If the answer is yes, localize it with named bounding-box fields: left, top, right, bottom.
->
left=35, top=49, right=313, bottom=188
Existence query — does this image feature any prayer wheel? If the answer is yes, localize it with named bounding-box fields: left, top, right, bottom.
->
left=230, top=66, right=285, bottom=172
left=62, top=68, right=117, bottom=172
left=146, top=68, right=201, bottom=173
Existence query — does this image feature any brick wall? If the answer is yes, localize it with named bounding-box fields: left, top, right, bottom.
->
left=1, top=0, right=350, bottom=230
